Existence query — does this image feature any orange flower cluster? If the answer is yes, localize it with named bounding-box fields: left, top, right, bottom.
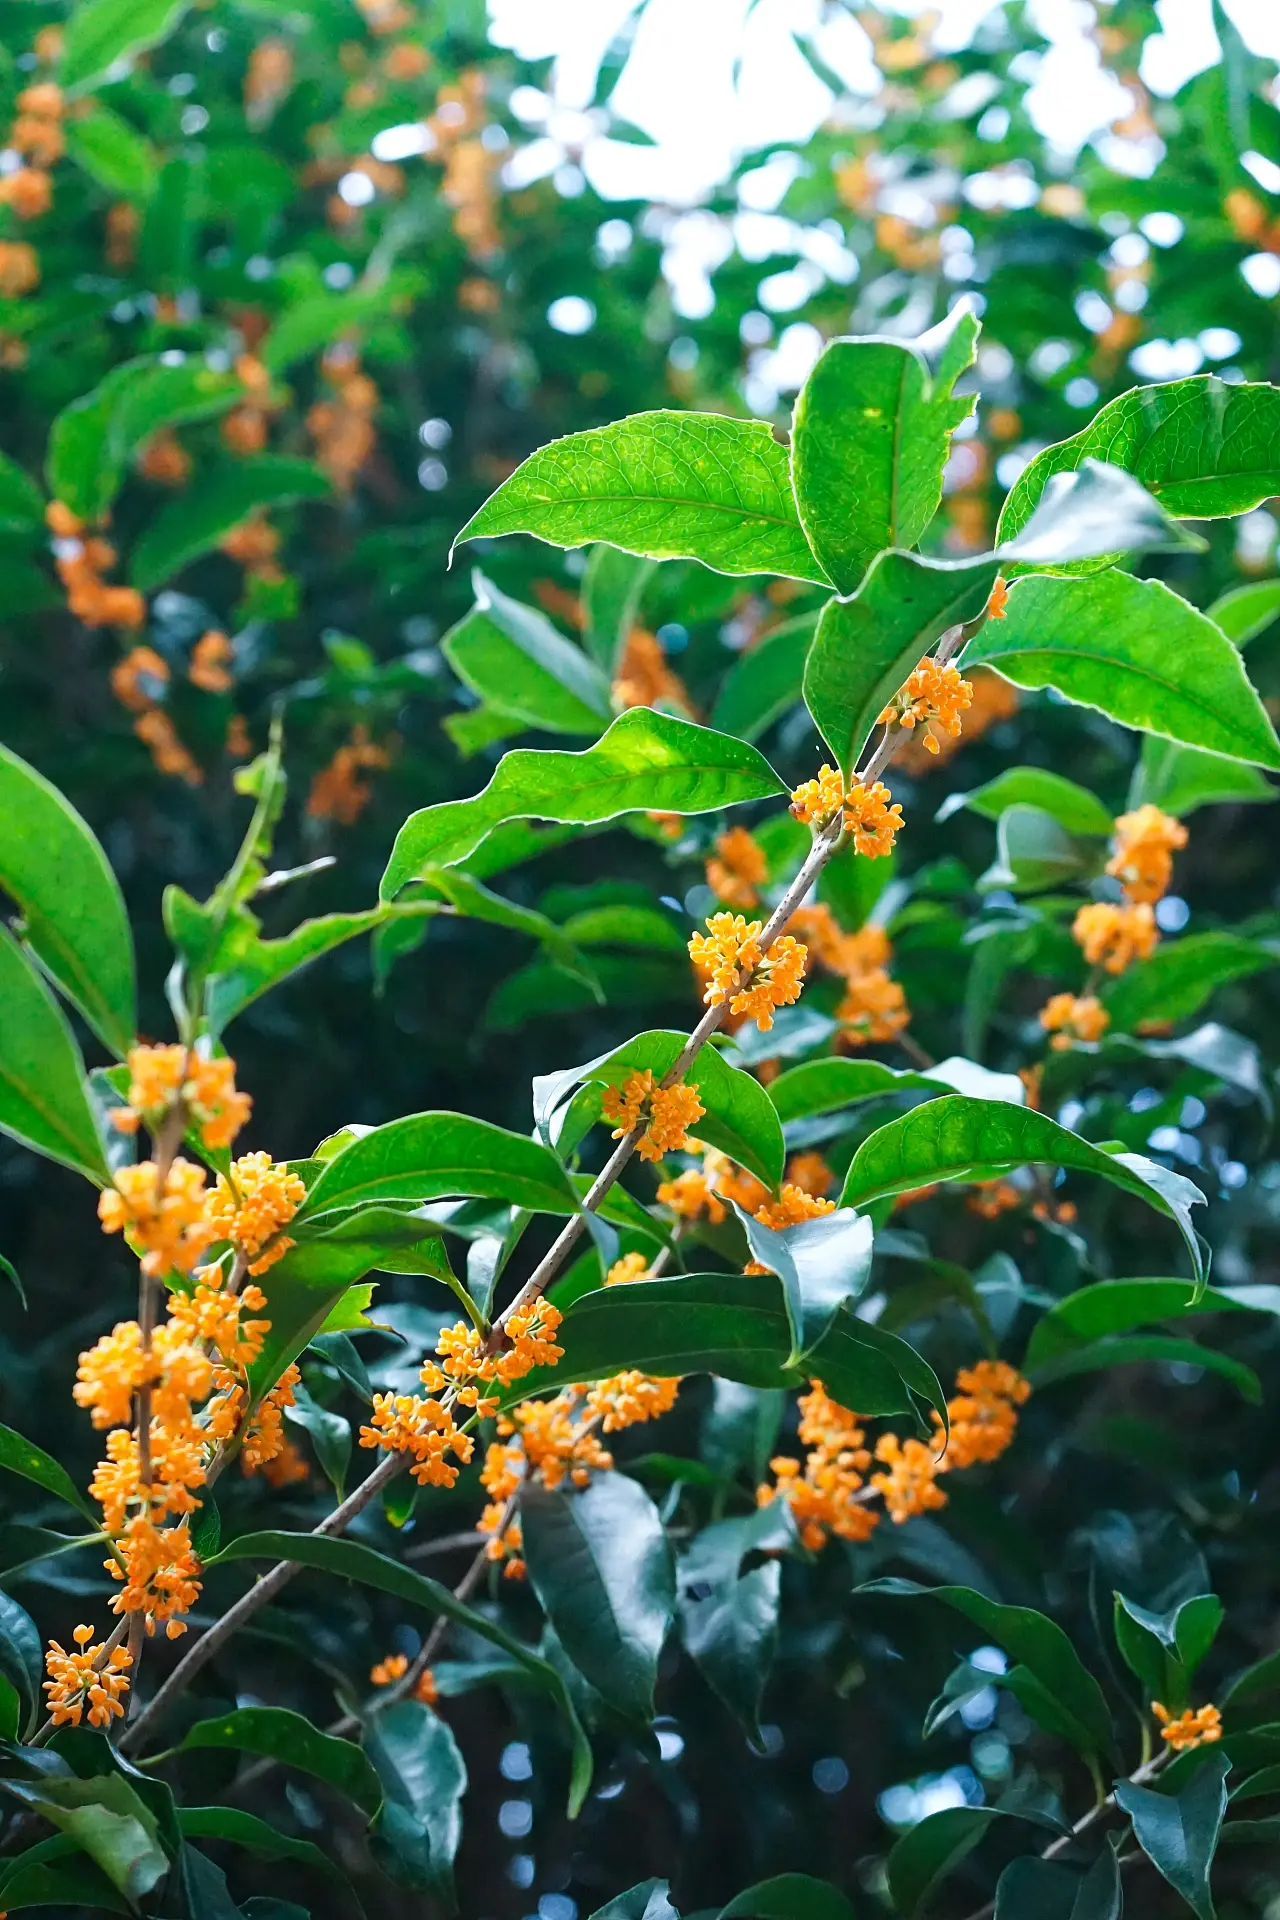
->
left=442, top=136, right=500, bottom=256
left=109, top=1043, right=252, bottom=1153
left=586, top=1370, right=680, bottom=1432
left=879, top=654, right=973, bottom=755
left=308, top=344, right=379, bottom=488
left=785, top=1151, right=835, bottom=1199
left=898, top=667, right=1018, bottom=775
left=967, top=1179, right=1023, bottom=1219
left=203, top=1152, right=307, bottom=1276
left=1072, top=900, right=1158, bottom=976
left=222, top=354, right=282, bottom=456
left=107, top=643, right=204, bottom=784
left=43, top=1627, right=133, bottom=1730
left=47, top=501, right=145, bottom=631
left=239, top=1366, right=302, bottom=1475
left=245, top=38, right=294, bottom=120
left=1106, top=804, right=1187, bottom=906
left=612, top=628, right=691, bottom=713
left=307, top=724, right=392, bottom=825
left=790, top=766, right=903, bottom=858
left=791, top=904, right=910, bottom=1049
left=1039, top=992, right=1110, bottom=1051
left=655, top=1167, right=726, bottom=1224
left=190, top=630, right=234, bottom=694
left=222, top=512, right=284, bottom=581
left=706, top=826, right=767, bottom=909
left=370, top=1652, right=439, bottom=1703
left=1153, top=1701, right=1222, bottom=1752
left=604, top=1251, right=651, bottom=1286
left=759, top=1361, right=1030, bottom=1547
left=138, top=429, right=192, bottom=487
left=689, top=913, right=807, bottom=1032
left=753, top=1183, right=836, bottom=1231
left=97, top=1160, right=220, bottom=1282
left=0, top=80, right=62, bottom=252
left=0, top=239, right=39, bottom=295
left=601, top=1069, right=706, bottom=1164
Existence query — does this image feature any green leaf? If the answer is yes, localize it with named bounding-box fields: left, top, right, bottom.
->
left=365, top=1701, right=466, bottom=1899
left=535, top=1028, right=785, bottom=1188
left=285, top=1387, right=351, bottom=1498
left=1127, top=735, right=1274, bottom=817
left=979, top=805, right=1105, bottom=895
left=442, top=573, right=612, bottom=735
left=0, top=1841, right=130, bottom=1914
left=559, top=905, right=687, bottom=953
left=47, top=357, right=246, bottom=521
left=964, top=574, right=1280, bottom=770
left=139, top=153, right=203, bottom=292
left=791, top=306, right=978, bottom=593
left=299, top=1112, right=577, bottom=1221
left=0, top=1594, right=43, bottom=1739
left=583, top=544, right=655, bottom=669
left=938, top=767, right=1114, bottom=836
left=1207, top=578, right=1280, bottom=647
left=175, top=1707, right=382, bottom=1818
left=735, top=1205, right=873, bottom=1363
left=202, top=906, right=391, bottom=1035
left=0, top=450, right=46, bottom=531
left=998, top=377, right=1280, bottom=557
left=840, top=1096, right=1205, bottom=1290
left=0, top=744, right=135, bottom=1055
left=522, top=1472, right=675, bottom=1721
left=1103, top=933, right=1278, bottom=1032
left=589, top=1883, right=676, bottom=1920
left=0, top=928, right=108, bottom=1183
left=261, top=285, right=401, bottom=376
left=60, top=0, right=190, bottom=92
left=454, top=410, right=828, bottom=585
left=0, top=1774, right=169, bottom=1906
left=993, top=1850, right=1121, bottom=1920
left=65, top=106, right=159, bottom=198
left=886, top=1805, right=1065, bottom=1918
left=381, top=709, right=785, bottom=894
left=211, top=1530, right=592, bottom=1813
left=710, top=613, right=818, bottom=742
left=1113, top=1593, right=1223, bottom=1710
left=129, top=457, right=331, bottom=592
left=0, top=1423, right=99, bottom=1521
left=719, top=1874, right=855, bottom=1919
left=1114, top=1750, right=1230, bottom=1920
left=1030, top=1335, right=1260, bottom=1404
left=860, top=1579, right=1115, bottom=1759
left=768, top=1054, right=1025, bottom=1123
left=678, top=1505, right=792, bottom=1746
left=486, top=953, right=686, bottom=1032
left=1025, top=1277, right=1280, bottom=1372
left=178, top=1807, right=356, bottom=1912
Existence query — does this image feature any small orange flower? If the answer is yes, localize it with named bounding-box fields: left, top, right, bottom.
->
left=790, top=764, right=845, bottom=829
left=584, top=1370, right=680, bottom=1433
left=203, top=1152, right=306, bottom=1275
left=612, top=628, right=690, bottom=712
left=371, top=1652, right=408, bottom=1685
left=190, top=630, right=234, bottom=694
left=1106, top=804, right=1187, bottom=905
left=879, top=655, right=973, bottom=754
left=843, top=779, right=903, bottom=857
left=44, top=1627, right=133, bottom=1729
left=1039, top=992, right=1110, bottom=1050
left=110, top=647, right=170, bottom=714
left=1153, top=1701, right=1222, bottom=1751
left=602, top=1069, right=706, bottom=1163
left=706, top=825, right=767, bottom=909
left=753, top=1183, right=836, bottom=1231
left=986, top=576, right=1009, bottom=619
left=97, top=1159, right=218, bottom=1280
left=871, top=1434, right=947, bottom=1523
left=1073, top=900, right=1158, bottom=975
left=758, top=1383, right=878, bottom=1550
left=655, top=1168, right=726, bottom=1225
left=604, top=1252, right=651, bottom=1286
left=0, top=169, right=53, bottom=219
left=785, top=1151, right=835, bottom=1199
left=307, top=725, right=392, bottom=825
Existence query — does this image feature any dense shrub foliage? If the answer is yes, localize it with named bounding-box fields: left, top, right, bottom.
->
left=3, top=2, right=1280, bottom=1917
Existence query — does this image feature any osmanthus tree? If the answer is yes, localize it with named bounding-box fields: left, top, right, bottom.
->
left=4, top=284, right=1280, bottom=1919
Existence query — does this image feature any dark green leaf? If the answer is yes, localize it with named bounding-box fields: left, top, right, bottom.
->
left=678, top=1505, right=792, bottom=1745
left=859, top=1579, right=1115, bottom=1758
left=1103, top=933, right=1278, bottom=1031
left=0, top=1841, right=129, bottom=1914
left=381, top=709, right=785, bottom=894
left=887, top=1805, right=1063, bottom=1918
left=997, top=377, right=1280, bottom=554
left=791, top=306, right=978, bottom=592
left=365, top=1701, right=466, bottom=1900
left=735, top=1204, right=873, bottom=1362
left=1114, top=1592, right=1223, bottom=1709
left=1115, top=1750, right=1230, bottom=1920
left=589, top=1883, right=677, bottom=1920
left=839, top=1097, right=1205, bottom=1289
left=965, top=574, right=1280, bottom=769
left=210, top=1531, right=592, bottom=1813
left=0, top=745, right=135, bottom=1055
left=0, top=1423, right=99, bottom=1521
left=299, top=1111, right=577, bottom=1222
left=454, top=410, right=828, bottom=584
left=129, top=457, right=331, bottom=592
left=1028, top=1335, right=1260, bottom=1405
left=60, top=0, right=190, bottom=91
left=0, top=1593, right=43, bottom=1738
left=442, top=573, right=611, bottom=734
left=993, top=1849, right=1121, bottom=1920
left=768, top=1054, right=1025, bottom=1123
left=285, top=1387, right=351, bottom=1498
left=718, top=1873, right=855, bottom=1918
left=175, top=1707, right=382, bottom=1818
left=938, top=767, right=1113, bottom=836
left=522, top=1472, right=675, bottom=1721
left=1025, top=1278, right=1278, bottom=1372
left=0, top=1773, right=169, bottom=1905
left=0, top=450, right=46, bottom=531
left=0, top=928, right=108, bottom=1183
left=710, top=612, right=818, bottom=742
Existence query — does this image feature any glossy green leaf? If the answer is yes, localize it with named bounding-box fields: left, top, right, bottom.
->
left=1025, top=1277, right=1280, bottom=1372
left=522, top=1472, right=675, bottom=1720
left=0, top=928, right=108, bottom=1183
left=0, top=1773, right=169, bottom=1906
left=582, top=544, right=655, bottom=669
left=1114, top=1750, right=1230, bottom=1920
left=768, top=1054, right=1024, bottom=1123
left=60, top=0, right=190, bottom=92
left=285, top=1386, right=351, bottom=1498
left=964, top=573, right=1280, bottom=769
left=382, top=708, right=785, bottom=894
left=860, top=1579, right=1114, bottom=1758
left=1103, top=933, right=1278, bottom=1031
left=719, top=1874, right=854, bottom=1919
left=0, top=1840, right=129, bottom=1915
left=589, top=1883, right=676, bottom=1920
left=0, top=1594, right=43, bottom=1739
left=938, top=767, right=1114, bottom=836
left=791, top=306, right=978, bottom=592
left=365, top=1701, right=466, bottom=1899
left=1032, top=1334, right=1259, bottom=1403
left=735, top=1205, right=873, bottom=1362
left=211, top=1530, right=592, bottom=1812
left=129, top=457, right=331, bottom=591
left=454, top=410, right=828, bottom=584
left=993, top=1849, right=1121, bottom=1920
left=442, top=572, right=612, bottom=735
left=535, top=1028, right=785, bottom=1187
left=1113, top=1592, right=1223, bottom=1710
left=980, top=805, right=1105, bottom=894
left=678, top=1504, right=792, bottom=1746
left=710, top=612, right=818, bottom=742
left=0, top=1423, right=99, bottom=1521
left=998, top=376, right=1280, bottom=556
left=1127, top=735, right=1274, bottom=816
left=0, top=744, right=135, bottom=1055
left=65, top=106, right=159, bottom=198
left=1208, top=578, right=1280, bottom=647
left=299, top=1111, right=577, bottom=1220
left=0, top=451, right=46, bottom=531
left=176, top=1707, right=383, bottom=1818
left=485, top=952, right=685, bottom=1032
left=840, top=1096, right=1205, bottom=1287
left=886, top=1804, right=1064, bottom=1918
left=179, top=1805, right=360, bottom=1910
left=559, top=904, right=687, bottom=953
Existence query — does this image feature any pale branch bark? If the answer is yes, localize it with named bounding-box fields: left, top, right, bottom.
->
left=117, top=606, right=993, bottom=1752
